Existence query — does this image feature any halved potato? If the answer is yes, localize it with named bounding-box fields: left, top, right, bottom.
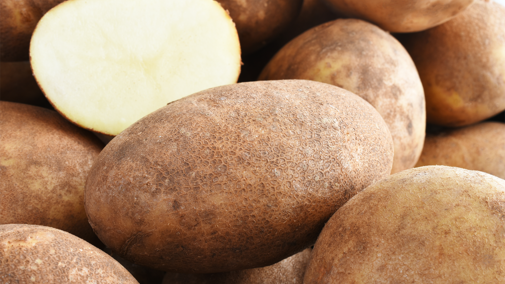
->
left=30, top=0, right=241, bottom=136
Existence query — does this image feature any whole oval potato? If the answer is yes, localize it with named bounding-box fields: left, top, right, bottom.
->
left=304, top=166, right=505, bottom=283
left=416, top=122, right=505, bottom=179
left=400, top=0, right=505, bottom=127
left=322, top=0, right=474, bottom=33
left=0, top=102, right=103, bottom=245
left=216, top=0, right=303, bottom=55
left=0, top=224, right=138, bottom=284
left=260, top=19, right=426, bottom=174
left=85, top=80, right=394, bottom=273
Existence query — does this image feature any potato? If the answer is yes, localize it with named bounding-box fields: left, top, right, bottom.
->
left=259, top=19, right=426, bottom=174
left=30, top=0, right=241, bottom=136
left=400, top=0, right=505, bottom=127
left=0, top=224, right=138, bottom=283
left=0, top=61, right=50, bottom=107
left=322, top=0, right=474, bottom=33
left=304, top=166, right=505, bottom=283
left=0, top=0, right=66, bottom=61
left=85, top=80, right=394, bottom=273
left=0, top=101, right=103, bottom=245
left=216, top=0, right=303, bottom=55
left=162, top=248, right=311, bottom=284
left=416, top=122, right=505, bottom=179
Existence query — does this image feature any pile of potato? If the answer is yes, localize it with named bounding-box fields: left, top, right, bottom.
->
left=1, top=0, right=505, bottom=283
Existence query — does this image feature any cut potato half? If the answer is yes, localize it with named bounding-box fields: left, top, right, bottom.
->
left=30, top=0, right=241, bottom=136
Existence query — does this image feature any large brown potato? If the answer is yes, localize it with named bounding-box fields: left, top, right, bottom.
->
left=322, top=0, right=474, bottom=33
left=400, top=0, right=505, bottom=127
left=85, top=80, right=394, bottom=273
left=0, top=0, right=67, bottom=61
left=0, top=224, right=138, bottom=284
left=0, top=101, right=103, bottom=245
left=260, top=19, right=426, bottom=174
left=216, top=0, right=303, bottom=55
left=416, top=122, right=505, bottom=179
left=304, top=166, right=505, bottom=283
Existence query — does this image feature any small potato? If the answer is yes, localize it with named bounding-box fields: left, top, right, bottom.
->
left=0, top=102, right=103, bottom=245
left=400, top=0, right=505, bottom=126
left=416, top=122, right=505, bottom=179
left=0, top=224, right=138, bottom=284
left=304, top=166, right=505, bottom=283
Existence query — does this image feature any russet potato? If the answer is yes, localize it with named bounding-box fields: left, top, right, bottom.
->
left=85, top=80, right=394, bottom=273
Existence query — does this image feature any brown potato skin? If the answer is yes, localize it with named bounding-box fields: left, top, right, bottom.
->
left=216, top=0, right=303, bottom=55
left=416, top=122, right=505, bottom=179
left=0, top=61, right=50, bottom=107
left=259, top=19, right=426, bottom=174
left=0, top=224, right=138, bottom=284
left=0, top=0, right=67, bottom=61
left=85, top=80, right=393, bottom=273
left=0, top=101, right=103, bottom=245
left=304, top=166, right=505, bottom=283
left=162, top=248, right=312, bottom=284
left=401, top=0, right=505, bottom=127
left=322, top=0, right=474, bottom=32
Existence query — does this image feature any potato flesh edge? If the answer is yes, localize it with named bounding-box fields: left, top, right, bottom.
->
left=30, top=0, right=241, bottom=135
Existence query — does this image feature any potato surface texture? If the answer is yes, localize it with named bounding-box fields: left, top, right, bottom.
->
left=0, top=224, right=138, bottom=284
left=304, top=166, right=505, bottom=283
left=85, top=80, right=394, bottom=273
left=260, top=19, right=425, bottom=174
left=0, top=102, right=103, bottom=245
left=401, top=0, right=505, bottom=126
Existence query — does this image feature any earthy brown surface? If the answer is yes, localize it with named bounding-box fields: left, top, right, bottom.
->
left=401, top=0, right=505, bottom=127
left=162, top=248, right=311, bottom=284
left=216, top=0, right=303, bottom=55
left=0, top=101, right=103, bottom=245
left=0, top=0, right=67, bottom=61
left=323, top=0, right=474, bottom=32
left=304, top=166, right=505, bottom=283
left=0, top=61, right=50, bottom=107
left=0, top=224, right=138, bottom=283
left=85, top=80, right=394, bottom=273
left=260, top=19, right=425, bottom=174
left=416, top=122, right=505, bottom=179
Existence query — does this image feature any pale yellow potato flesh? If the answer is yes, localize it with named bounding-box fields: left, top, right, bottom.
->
left=30, top=0, right=241, bottom=135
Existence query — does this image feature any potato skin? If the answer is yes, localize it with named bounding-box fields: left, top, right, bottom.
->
left=416, top=122, right=505, bottom=179
left=304, top=166, right=505, bottom=283
left=0, top=0, right=67, bottom=61
left=162, top=248, right=312, bottom=284
left=401, top=0, right=505, bottom=127
left=0, top=224, right=138, bottom=284
left=216, top=0, right=303, bottom=55
left=322, top=0, right=474, bottom=33
left=0, top=101, right=103, bottom=245
left=85, top=80, right=393, bottom=273
left=260, top=19, right=426, bottom=174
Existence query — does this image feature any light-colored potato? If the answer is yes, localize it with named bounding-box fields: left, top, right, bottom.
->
left=0, top=101, right=103, bottom=245
left=400, top=0, right=505, bottom=127
left=0, top=224, right=138, bottom=284
left=322, top=0, right=474, bottom=32
left=304, top=166, right=505, bottom=283
left=416, top=122, right=505, bottom=179
left=260, top=19, right=426, bottom=174
left=85, top=80, right=394, bottom=273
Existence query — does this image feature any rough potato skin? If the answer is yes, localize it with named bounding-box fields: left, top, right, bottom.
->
left=0, top=102, right=103, bottom=245
left=0, top=0, right=67, bottom=61
left=322, top=0, right=474, bottom=32
left=0, top=224, right=139, bottom=284
left=162, top=248, right=312, bottom=284
left=216, top=0, right=303, bottom=55
left=260, top=19, right=426, bottom=174
left=401, top=0, right=505, bottom=127
left=85, top=80, right=394, bottom=273
left=304, top=166, right=505, bottom=283
left=416, top=122, right=505, bottom=179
